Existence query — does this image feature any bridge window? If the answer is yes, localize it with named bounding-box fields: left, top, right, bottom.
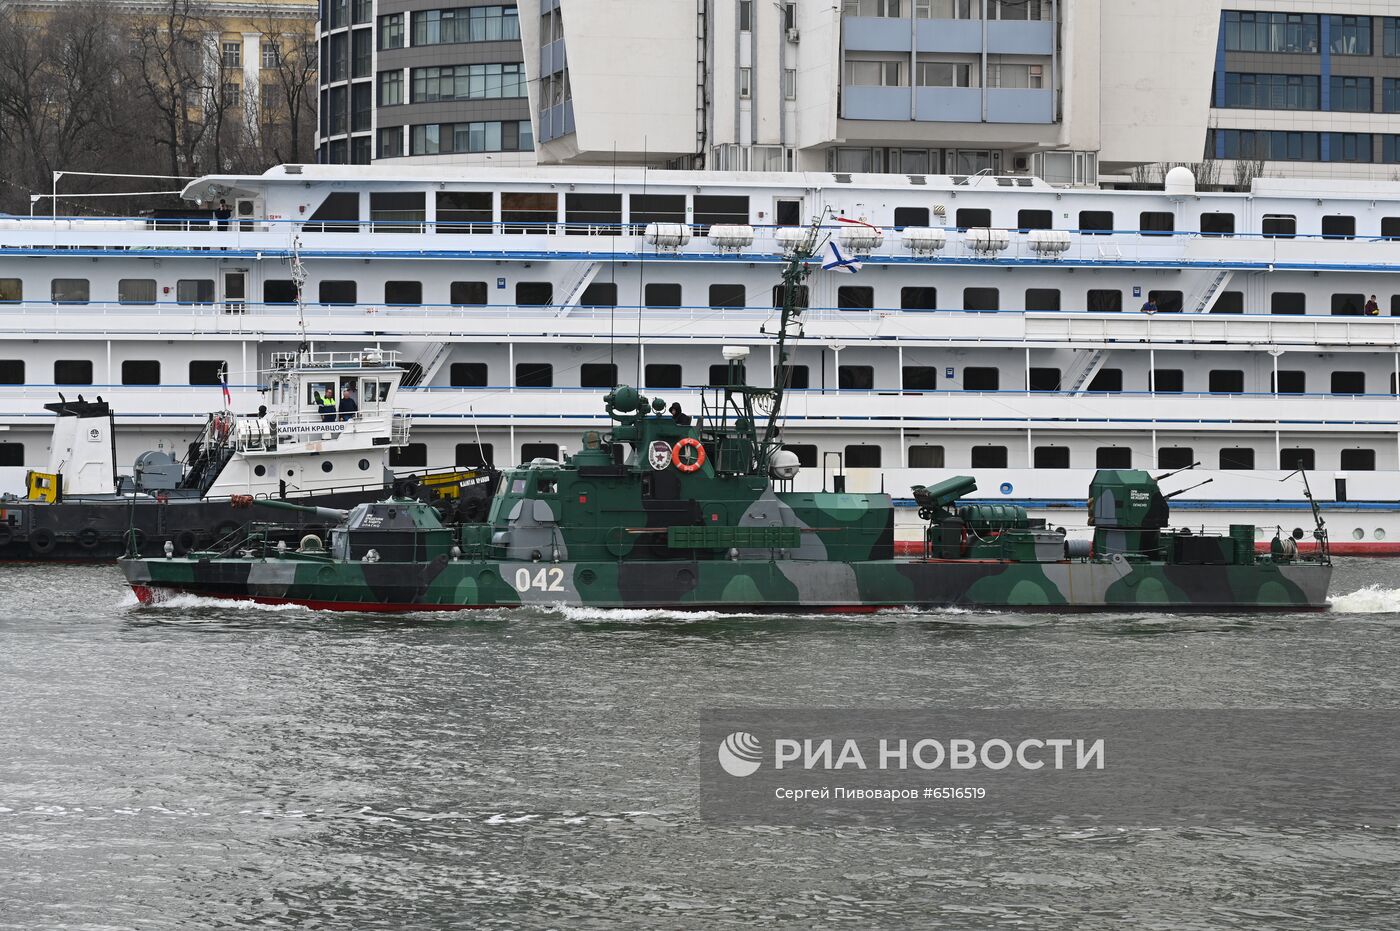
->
left=189, top=361, right=225, bottom=386
left=1152, top=369, right=1183, bottom=392
left=0, top=360, right=23, bottom=384
left=385, top=281, right=422, bottom=305
left=1280, top=448, right=1315, bottom=470
left=456, top=443, right=494, bottom=467
left=1028, top=367, right=1061, bottom=391
left=901, top=287, right=937, bottom=310
left=963, top=287, right=998, bottom=311
left=1078, top=210, right=1113, bottom=234
left=1158, top=447, right=1193, bottom=469
left=1341, top=448, right=1376, bottom=471
left=1213, top=291, right=1244, bottom=313
left=1331, top=371, right=1365, bottom=394
left=1025, top=288, right=1060, bottom=311
left=1331, top=293, right=1364, bottom=315
left=450, top=281, right=488, bottom=305
left=1219, top=448, right=1255, bottom=470
left=845, top=445, right=881, bottom=468
left=516, top=282, right=553, bottom=306
left=579, top=282, right=617, bottom=307
left=963, top=367, right=999, bottom=391
left=838, top=365, right=874, bottom=389
left=1017, top=209, right=1053, bottom=230
left=1209, top=370, right=1244, bottom=393
left=51, top=279, right=89, bottom=304
left=645, top=364, right=682, bottom=388
left=1139, top=212, right=1174, bottom=235
left=1096, top=447, right=1132, bottom=468
left=121, top=361, right=160, bottom=386
left=1034, top=446, right=1070, bottom=469
left=1273, top=370, right=1306, bottom=393
left=903, top=366, right=938, bottom=390
left=1087, top=368, right=1122, bottom=392
left=1200, top=212, right=1235, bottom=236
left=520, top=443, right=559, bottom=462
left=369, top=191, right=425, bottom=233
left=838, top=286, right=874, bottom=310
left=0, top=278, right=20, bottom=302
left=54, top=360, right=93, bottom=385
left=0, top=443, right=22, bottom=466
left=709, top=284, right=746, bottom=308
left=971, top=445, right=1008, bottom=468
left=118, top=279, right=157, bottom=304
left=1087, top=289, right=1122, bottom=312
left=1321, top=215, right=1356, bottom=239
left=893, top=207, right=929, bottom=227
left=436, top=191, right=492, bottom=233
left=450, top=363, right=488, bottom=387
left=1271, top=292, right=1305, bottom=315
left=581, top=363, right=618, bottom=388
left=908, top=445, right=944, bottom=468
left=645, top=283, right=682, bottom=308
left=263, top=280, right=297, bottom=304
left=515, top=363, right=553, bottom=388
left=783, top=444, right=818, bottom=467
left=319, top=280, right=357, bottom=304
left=775, top=364, right=809, bottom=388
left=389, top=443, right=427, bottom=467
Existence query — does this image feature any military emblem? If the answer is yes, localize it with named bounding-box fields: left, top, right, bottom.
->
left=648, top=440, right=672, bottom=471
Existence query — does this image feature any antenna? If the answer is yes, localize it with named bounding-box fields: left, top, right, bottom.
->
left=290, top=235, right=309, bottom=357
left=635, top=136, right=648, bottom=387
left=1282, top=468, right=1329, bottom=560
left=759, top=209, right=828, bottom=459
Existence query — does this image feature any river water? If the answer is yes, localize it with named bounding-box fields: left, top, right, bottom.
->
left=2, top=560, right=1399, bottom=930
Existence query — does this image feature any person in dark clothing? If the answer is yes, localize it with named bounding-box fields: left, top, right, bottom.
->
left=315, top=391, right=336, bottom=422
left=669, top=402, right=692, bottom=426
left=214, top=199, right=232, bottom=230
left=1365, top=294, right=1380, bottom=316
left=339, top=387, right=359, bottom=421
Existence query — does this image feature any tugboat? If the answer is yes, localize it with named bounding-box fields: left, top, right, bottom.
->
left=1, top=349, right=494, bottom=561
left=119, top=222, right=1333, bottom=612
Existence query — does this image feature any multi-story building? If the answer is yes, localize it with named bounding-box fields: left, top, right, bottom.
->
left=1207, top=2, right=1400, bottom=182
left=517, top=0, right=1221, bottom=183
left=316, top=0, right=535, bottom=165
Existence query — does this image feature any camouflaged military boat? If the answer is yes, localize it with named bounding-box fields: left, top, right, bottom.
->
left=118, top=221, right=1333, bottom=613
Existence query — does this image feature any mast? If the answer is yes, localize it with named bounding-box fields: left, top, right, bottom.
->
left=759, top=213, right=825, bottom=460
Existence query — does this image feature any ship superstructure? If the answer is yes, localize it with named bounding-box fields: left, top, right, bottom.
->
left=3, top=164, right=1400, bottom=548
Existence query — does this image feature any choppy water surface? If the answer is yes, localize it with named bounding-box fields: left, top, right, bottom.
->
left=3, top=560, right=1400, bottom=930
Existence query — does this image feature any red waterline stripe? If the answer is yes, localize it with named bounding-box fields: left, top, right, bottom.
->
left=892, top=540, right=1400, bottom=556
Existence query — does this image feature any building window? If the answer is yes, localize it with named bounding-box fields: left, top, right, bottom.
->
left=410, top=120, right=534, bottom=155
left=844, top=60, right=906, bottom=87
left=917, top=62, right=976, bottom=87
left=223, top=83, right=241, bottom=108
left=450, top=363, right=488, bottom=387
left=987, top=62, right=1043, bottom=89
left=784, top=69, right=797, bottom=100
left=1341, top=448, right=1376, bottom=471
left=739, top=68, right=752, bottom=100
left=963, top=287, right=998, bottom=311
left=516, top=282, right=554, bottom=306
left=971, top=445, right=1008, bottom=468
left=903, top=366, right=938, bottom=391
left=581, top=363, right=618, bottom=388
left=845, top=445, right=881, bottom=468
left=838, top=365, right=874, bottom=389
left=963, top=367, right=999, bottom=391
left=1217, top=130, right=1320, bottom=162
left=378, top=13, right=404, bottom=49
left=222, top=41, right=240, bottom=68
left=1330, top=76, right=1373, bottom=113
left=377, top=126, right=403, bottom=159
left=351, top=83, right=370, bottom=133
left=450, top=281, right=488, bottom=305
left=1208, top=370, right=1244, bottom=394
left=411, top=63, right=527, bottom=102
left=1223, top=12, right=1319, bottom=54
left=378, top=70, right=403, bottom=106
left=352, top=28, right=371, bottom=79
left=1384, top=136, right=1400, bottom=164
left=1273, top=371, right=1306, bottom=394
left=413, top=6, right=519, bottom=45
left=1034, top=446, right=1069, bottom=469
left=515, top=363, right=553, bottom=388
left=1152, top=369, right=1183, bottom=392
left=1221, top=73, right=1319, bottom=110
left=1329, top=15, right=1371, bottom=55
left=54, top=360, right=92, bottom=385
left=1280, top=448, right=1315, bottom=471
left=1219, top=448, right=1255, bottom=470
left=261, top=41, right=280, bottom=69
left=739, top=0, right=753, bottom=32
left=1385, top=79, right=1400, bottom=113
left=1326, top=133, right=1373, bottom=163
left=189, top=361, right=225, bottom=386
left=121, top=360, right=160, bottom=386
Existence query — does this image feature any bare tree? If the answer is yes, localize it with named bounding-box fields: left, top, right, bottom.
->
left=252, top=6, right=319, bottom=165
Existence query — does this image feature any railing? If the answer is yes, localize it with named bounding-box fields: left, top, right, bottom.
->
left=270, top=349, right=402, bottom=369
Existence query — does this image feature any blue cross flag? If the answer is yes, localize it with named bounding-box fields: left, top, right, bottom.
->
left=823, top=239, right=862, bottom=274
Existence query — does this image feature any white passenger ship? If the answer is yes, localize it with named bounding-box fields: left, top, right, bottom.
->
left=2, top=164, right=1398, bottom=551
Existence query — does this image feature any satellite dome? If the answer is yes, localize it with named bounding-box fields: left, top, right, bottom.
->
left=1163, top=166, right=1196, bottom=196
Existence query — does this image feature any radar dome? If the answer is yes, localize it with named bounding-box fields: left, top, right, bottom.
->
left=769, top=449, right=801, bottom=480
left=1163, top=166, right=1196, bottom=196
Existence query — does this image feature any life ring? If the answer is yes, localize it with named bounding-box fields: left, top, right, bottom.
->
left=77, top=528, right=101, bottom=549
left=672, top=437, right=706, bottom=473
left=0, top=524, right=12, bottom=547
left=174, top=529, right=199, bottom=554
left=28, top=527, right=56, bottom=555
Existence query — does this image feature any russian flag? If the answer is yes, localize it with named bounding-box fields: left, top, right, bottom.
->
left=220, top=366, right=231, bottom=407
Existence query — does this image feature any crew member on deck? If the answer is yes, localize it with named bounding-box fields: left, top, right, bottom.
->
left=669, top=402, right=691, bottom=426
left=339, top=386, right=359, bottom=421
left=214, top=199, right=232, bottom=230
left=317, top=391, right=337, bottom=422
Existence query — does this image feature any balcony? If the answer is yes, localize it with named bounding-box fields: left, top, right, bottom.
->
left=986, top=87, right=1053, bottom=123
left=842, top=85, right=912, bottom=121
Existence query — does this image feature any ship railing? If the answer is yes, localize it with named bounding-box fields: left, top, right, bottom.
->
left=269, top=349, right=402, bottom=369
left=390, top=410, right=412, bottom=445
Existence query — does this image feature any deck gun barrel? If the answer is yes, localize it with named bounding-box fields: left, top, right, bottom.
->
left=1154, top=461, right=1201, bottom=483
left=249, top=498, right=349, bottom=522
left=1164, top=478, right=1213, bottom=500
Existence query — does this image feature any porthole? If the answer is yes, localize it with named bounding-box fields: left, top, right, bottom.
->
left=359, top=458, right=370, bottom=471
left=253, top=465, right=266, bottom=477
left=1352, top=527, right=1365, bottom=540
left=322, top=461, right=333, bottom=473
left=1376, top=528, right=1387, bottom=541
left=286, top=469, right=295, bottom=477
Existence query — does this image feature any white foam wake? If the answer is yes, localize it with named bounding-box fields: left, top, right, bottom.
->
left=122, top=591, right=313, bottom=613
left=1328, top=585, right=1400, bottom=614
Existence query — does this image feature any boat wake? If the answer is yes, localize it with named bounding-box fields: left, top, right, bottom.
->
left=119, top=590, right=313, bottom=613
left=1327, top=585, right=1400, bottom=614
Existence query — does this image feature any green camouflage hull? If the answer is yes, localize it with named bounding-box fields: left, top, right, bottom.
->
left=122, top=555, right=1333, bottom=613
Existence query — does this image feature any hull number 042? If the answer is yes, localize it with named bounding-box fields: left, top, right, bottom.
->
left=514, top=567, right=565, bottom=592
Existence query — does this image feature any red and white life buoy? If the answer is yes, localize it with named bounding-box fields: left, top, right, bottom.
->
left=672, top=437, right=706, bottom=473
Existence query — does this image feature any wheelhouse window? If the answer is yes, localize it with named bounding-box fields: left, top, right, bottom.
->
left=1017, top=209, right=1053, bottom=230
left=579, top=282, right=617, bottom=307
left=1025, top=288, right=1059, bottom=311
left=0, top=442, right=22, bottom=466
left=1078, top=211, right=1112, bottom=234
left=1096, top=447, right=1132, bottom=468
left=263, top=280, right=297, bottom=304
left=0, top=278, right=19, bottom=302
left=1208, top=370, right=1245, bottom=394
left=1200, top=213, right=1235, bottom=236
left=783, top=444, right=817, bottom=467
left=709, top=284, right=745, bottom=308
left=389, top=443, right=427, bottom=467
left=1087, top=289, right=1121, bottom=313
left=963, top=287, right=998, bottom=311
left=1213, top=291, right=1244, bottom=314
left=1331, top=371, right=1365, bottom=395
left=1028, top=367, right=1060, bottom=391
left=1271, top=292, right=1305, bottom=315
left=369, top=192, right=425, bottom=233
left=1280, top=448, right=1315, bottom=471
left=1152, top=369, right=1184, bottom=392
left=901, top=287, right=937, bottom=310
left=1087, top=368, right=1122, bottom=392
